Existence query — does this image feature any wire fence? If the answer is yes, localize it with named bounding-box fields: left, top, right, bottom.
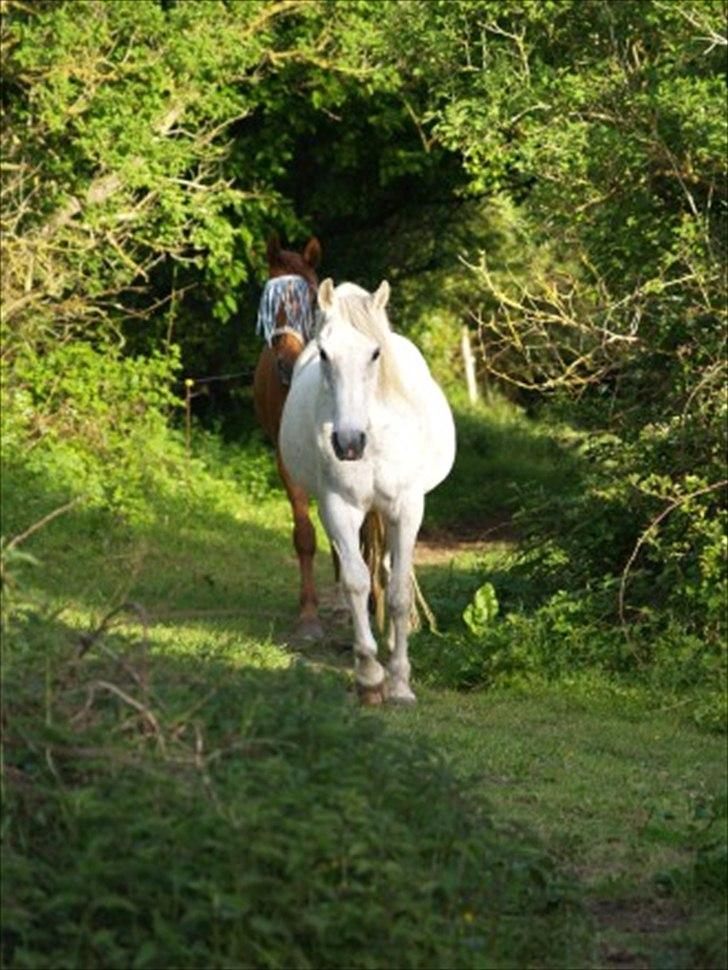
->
left=180, top=368, right=255, bottom=457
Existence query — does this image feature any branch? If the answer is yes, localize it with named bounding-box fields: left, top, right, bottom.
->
left=655, top=1, right=728, bottom=53
left=39, top=100, right=187, bottom=240
left=4, top=496, right=85, bottom=553
left=618, top=479, right=728, bottom=631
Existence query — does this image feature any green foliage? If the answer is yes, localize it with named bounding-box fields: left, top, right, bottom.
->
left=2, top=3, right=726, bottom=962
left=424, top=395, right=580, bottom=527
left=185, top=424, right=284, bottom=502
left=375, top=0, right=727, bottom=674
left=414, top=549, right=726, bottom=732
left=3, top=654, right=586, bottom=968
left=416, top=405, right=725, bottom=733
left=462, top=582, right=499, bottom=637
left=2, top=0, right=404, bottom=379
left=2, top=341, right=182, bottom=520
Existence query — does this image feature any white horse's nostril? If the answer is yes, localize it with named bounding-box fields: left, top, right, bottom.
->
left=332, top=430, right=366, bottom=461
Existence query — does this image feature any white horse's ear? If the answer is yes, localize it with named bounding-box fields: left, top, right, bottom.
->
left=372, top=280, right=390, bottom=311
left=318, top=278, right=335, bottom=312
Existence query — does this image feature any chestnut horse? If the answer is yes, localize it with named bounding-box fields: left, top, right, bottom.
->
left=253, top=235, right=326, bottom=639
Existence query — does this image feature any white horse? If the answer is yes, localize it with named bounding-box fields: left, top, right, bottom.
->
left=280, top=279, right=456, bottom=703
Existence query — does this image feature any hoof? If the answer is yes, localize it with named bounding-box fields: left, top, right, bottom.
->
left=294, top=617, right=325, bottom=641
left=387, top=682, right=417, bottom=705
left=356, top=680, right=386, bottom=706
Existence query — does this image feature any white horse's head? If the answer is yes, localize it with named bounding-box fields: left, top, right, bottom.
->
left=316, top=278, right=394, bottom=461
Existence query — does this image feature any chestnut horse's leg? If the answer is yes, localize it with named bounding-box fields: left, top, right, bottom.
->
left=276, top=450, right=324, bottom=640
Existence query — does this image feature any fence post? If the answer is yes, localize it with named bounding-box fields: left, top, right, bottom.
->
left=461, top=326, right=479, bottom=405
left=184, top=378, right=193, bottom=459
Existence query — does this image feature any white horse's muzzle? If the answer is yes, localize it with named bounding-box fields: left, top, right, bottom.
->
left=332, top=429, right=367, bottom=461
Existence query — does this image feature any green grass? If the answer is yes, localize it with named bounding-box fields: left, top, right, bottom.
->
left=389, top=684, right=727, bottom=969
left=2, top=414, right=726, bottom=968
left=423, top=395, right=581, bottom=531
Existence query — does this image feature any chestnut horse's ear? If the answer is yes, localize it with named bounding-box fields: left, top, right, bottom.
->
left=302, top=236, right=322, bottom=268
left=372, top=280, right=390, bottom=311
left=318, top=278, right=335, bottom=311
left=266, top=233, right=282, bottom=266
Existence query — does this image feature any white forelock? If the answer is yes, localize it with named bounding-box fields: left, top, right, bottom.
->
left=323, top=283, right=411, bottom=404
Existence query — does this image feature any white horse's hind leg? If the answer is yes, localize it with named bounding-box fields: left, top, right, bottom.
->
left=320, top=494, right=386, bottom=701
left=386, top=492, right=424, bottom=704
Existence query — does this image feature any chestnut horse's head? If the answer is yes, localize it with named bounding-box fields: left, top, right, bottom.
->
left=264, top=235, right=321, bottom=387
left=267, top=233, right=321, bottom=290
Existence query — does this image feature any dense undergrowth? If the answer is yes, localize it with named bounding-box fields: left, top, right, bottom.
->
left=3, top=641, right=588, bottom=969
left=413, top=397, right=726, bottom=734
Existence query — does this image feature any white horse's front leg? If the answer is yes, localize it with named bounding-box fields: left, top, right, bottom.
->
left=386, top=491, right=424, bottom=704
left=320, top=494, right=385, bottom=702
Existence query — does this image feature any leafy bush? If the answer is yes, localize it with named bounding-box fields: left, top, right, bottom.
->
left=384, top=0, right=726, bottom=715
left=2, top=341, right=182, bottom=522
left=462, top=582, right=499, bottom=637
left=188, top=425, right=283, bottom=503
left=414, top=561, right=726, bottom=733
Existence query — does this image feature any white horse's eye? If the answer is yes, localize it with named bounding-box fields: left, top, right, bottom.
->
left=371, top=348, right=381, bottom=362
left=319, top=347, right=329, bottom=363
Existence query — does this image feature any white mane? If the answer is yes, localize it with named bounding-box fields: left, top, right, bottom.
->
left=328, top=283, right=411, bottom=404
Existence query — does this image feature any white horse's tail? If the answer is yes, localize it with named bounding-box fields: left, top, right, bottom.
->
left=360, top=511, right=437, bottom=634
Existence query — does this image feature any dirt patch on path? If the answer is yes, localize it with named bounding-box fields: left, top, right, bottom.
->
left=416, top=518, right=516, bottom=564
left=588, top=896, right=687, bottom=969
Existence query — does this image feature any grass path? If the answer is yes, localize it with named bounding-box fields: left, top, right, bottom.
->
left=4, top=455, right=727, bottom=968
left=392, top=686, right=725, bottom=968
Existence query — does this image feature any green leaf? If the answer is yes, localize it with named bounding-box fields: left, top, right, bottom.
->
left=463, top=583, right=499, bottom=636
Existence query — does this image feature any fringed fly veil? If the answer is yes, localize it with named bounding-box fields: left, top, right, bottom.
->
left=256, top=275, right=317, bottom=345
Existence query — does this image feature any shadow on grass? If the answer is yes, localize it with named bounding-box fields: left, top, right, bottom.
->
left=424, top=401, right=584, bottom=531
left=3, top=609, right=591, bottom=970
left=1, top=455, right=324, bottom=644
left=422, top=400, right=675, bottom=637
